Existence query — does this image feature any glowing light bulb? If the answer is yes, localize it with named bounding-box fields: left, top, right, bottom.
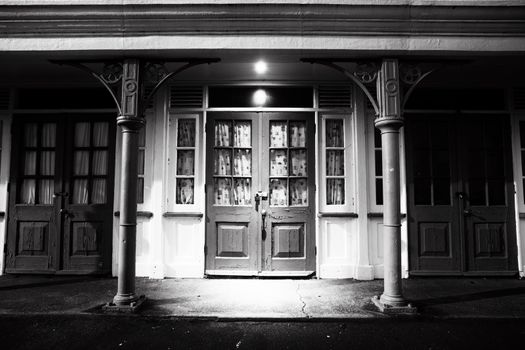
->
left=254, top=60, right=268, bottom=74
left=253, top=89, right=268, bottom=106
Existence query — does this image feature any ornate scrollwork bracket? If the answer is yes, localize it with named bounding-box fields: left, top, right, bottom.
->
left=50, top=58, right=220, bottom=116
left=301, top=58, right=441, bottom=117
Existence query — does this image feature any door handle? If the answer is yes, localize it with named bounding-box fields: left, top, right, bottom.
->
left=59, top=209, right=73, bottom=218
left=463, top=208, right=473, bottom=216
left=261, top=209, right=267, bottom=240
left=255, top=191, right=268, bottom=212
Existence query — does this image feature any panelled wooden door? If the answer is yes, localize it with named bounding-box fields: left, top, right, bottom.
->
left=407, top=114, right=518, bottom=275
left=5, top=115, right=115, bottom=274
left=205, top=112, right=315, bottom=274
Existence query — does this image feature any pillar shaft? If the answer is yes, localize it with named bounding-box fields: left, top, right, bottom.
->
left=375, top=58, right=407, bottom=307
left=113, top=59, right=145, bottom=306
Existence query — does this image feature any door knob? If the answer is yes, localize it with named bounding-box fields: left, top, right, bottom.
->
left=463, top=208, right=473, bottom=216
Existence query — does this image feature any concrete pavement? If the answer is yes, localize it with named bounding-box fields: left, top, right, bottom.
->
left=0, top=275, right=524, bottom=319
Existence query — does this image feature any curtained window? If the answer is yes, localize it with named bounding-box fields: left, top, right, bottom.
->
left=176, top=119, right=196, bottom=204
left=325, top=119, right=345, bottom=205
left=72, top=121, right=109, bottom=204
left=19, top=122, right=56, bottom=205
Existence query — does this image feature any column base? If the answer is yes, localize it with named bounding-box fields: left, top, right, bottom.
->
left=372, top=295, right=417, bottom=315
left=103, top=295, right=146, bottom=313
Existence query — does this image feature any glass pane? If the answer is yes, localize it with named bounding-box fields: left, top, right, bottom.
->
left=41, top=123, right=56, bottom=147
left=326, top=119, right=343, bottom=147
left=74, top=122, right=90, bottom=147
left=73, top=179, right=89, bottom=204
left=270, top=178, right=287, bottom=206
left=430, top=121, right=448, bottom=148
left=40, top=151, right=55, bottom=176
left=327, top=178, right=345, bottom=205
left=138, top=127, right=146, bottom=148
left=93, top=151, right=108, bottom=176
left=214, top=121, right=231, bottom=147
left=412, top=122, right=427, bottom=148
left=433, top=178, right=451, bottom=205
left=289, top=121, right=306, bottom=147
left=374, top=127, right=382, bottom=148
left=375, top=150, right=382, bottom=177
left=177, top=178, right=194, bottom=204
left=326, top=150, right=344, bottom=176
left=214, top=149, right=231, bottom=175
left=233, top=149, right=251, bottom=176
left=468, top=179, right=486, bottom=206
left=520, top=121, right=525, bottom=147
left=270, top=121, right=287, bottom=147
left=432, top=150, right=450, bottom=178
left=93, top=122, right=109, bottom=147
left=38, top=179, right=54, bottom=205
left=178, top=119, right=196, bottom=147
left=270, top=150, right=288, bottom=176
left=486, top=151, right=504, bottom=178
left=24, top=123, right=38, bottom=147
left=24, top=151, right=37, bottom=175
left=233, top=178, right=251, bottom=206
left=290, top=178, right=308, bottom=206
left=488, top=179, right=505, bottom=206
left=376, top=178, right=383, bottom=205
left=74, top=151, right=90, bottom=175
left=137, top=149, right=145, bottom=176
left=414, top=150, right=430, bottom=177
left=233, top=121, right=251, bottom=147
left=137, top=177, right=144, bottom=204
left=214, top=178, right=231, bottom=205
left=467, top=150, right=485, bottom=178
left=177, top=150, right=195, bottom=176
left=20, top=179, right=36, bottom=204
left=414, top=178, right=431, bottom=205
left=290, top=149, right=307, bottom=176
left=485, top=120, right=503, bottom=149
left=92, top=179, right=106, bottom=204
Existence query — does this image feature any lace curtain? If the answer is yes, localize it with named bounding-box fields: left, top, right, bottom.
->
left=20, top=123, right=56, bottom=205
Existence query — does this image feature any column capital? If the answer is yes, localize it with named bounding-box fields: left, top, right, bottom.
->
left=117, top=115, right=146, bottom=132
left=375, top=58, right=403, bottom=129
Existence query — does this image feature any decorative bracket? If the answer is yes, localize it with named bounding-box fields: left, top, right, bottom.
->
left=50, top=58, right=220, bottom=116
left=301, top=58, right=442, bottom=116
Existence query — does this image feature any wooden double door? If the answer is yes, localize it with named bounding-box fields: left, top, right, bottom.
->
left=5, top=115, right=115, bottom=274
left=205, top=112, right=315, bottom=275
left=406, top=114, right=518, bottom=275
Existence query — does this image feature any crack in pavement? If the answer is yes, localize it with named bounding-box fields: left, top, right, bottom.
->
left=296, top=282, right=310, bottom=318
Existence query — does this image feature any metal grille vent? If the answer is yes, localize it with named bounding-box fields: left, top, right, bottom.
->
left=170, top=86, right=203, bottom=108
left=0, top=88, right=10, bottom=110
left=318, top=85, right=352, bottom=108
left=513, top=88, right=525, bottom=110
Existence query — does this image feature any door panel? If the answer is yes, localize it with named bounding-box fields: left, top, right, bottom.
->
left=460, top=116, right=517, bottom=273
left=206, top=113, right=260, bottom=272
left=407, top=114, right=517, bottom=275
left=262, top=113, right=315, bottom=272
left=5, top=115, right=115, bottom=274
left=5, top=118, right=62, bottom=273
left=205, top=112, right=315, bottom=274
left=62, top=118, right=115, bottom=273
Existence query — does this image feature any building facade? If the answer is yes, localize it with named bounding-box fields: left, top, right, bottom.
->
left=0, top=1, right=524, bottom=284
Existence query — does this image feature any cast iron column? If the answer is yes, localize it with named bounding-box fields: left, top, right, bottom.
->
left=113, top=59, right=145, bottom=306
left=375, top=59, right=408, bottom=308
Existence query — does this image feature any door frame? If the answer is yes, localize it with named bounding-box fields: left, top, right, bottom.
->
left=204, top=111, right=317, bottom=276
left=4, top=113, right=116, bottom=275
left=406, top=113, right=518, bottom=276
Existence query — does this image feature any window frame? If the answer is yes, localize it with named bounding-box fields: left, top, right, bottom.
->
left=319, top=113, right=355, bottom=213
left=167, top=113, right=202, bottom=212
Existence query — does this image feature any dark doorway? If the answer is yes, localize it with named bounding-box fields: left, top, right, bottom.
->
left=406, top=114, right=518, bottom=275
